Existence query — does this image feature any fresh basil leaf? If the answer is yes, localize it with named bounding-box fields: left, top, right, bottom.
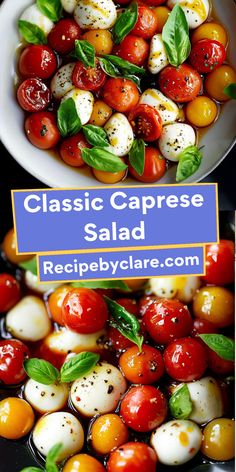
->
left=199, top=334, right=235, bottom=361
left=19, top=257, right=37, bottom=276
left=18, top=20, right=47, bottom=45
left=113, top=2, right=138, bottom=44
left=20, top=468, right=43, bottom=472
left=45, top=443, right=63, bottom=472
left=125, top=74, right=141, bottom=90
left=169, top=384, right=193, bottom=420
left=162, top=4, right=191, bottom=67
left=74, top=40, right=96, bottom=68
left=99, top=57, right=119, bottom=77
left=224, top=83, right=236, bottom=99
left=24, top=358, right=60, bottom=385
left=103, top=55, right=145, bottom=76
left=71, top=280, right=131, bottom=291
left=105, top=297, right=143, bottom=350
left=57, top=98, right=82, bottom=138
left=81, top=147, right=128, bottom=172
left=60, top=352, right=100, bottom=382
left=176, top=145, right=202, bottom=182
left=82, top=125, right=109, bottom=147
left=37, top=0, right=62, bottom=22
left=128, top=139, right=145, bottom=176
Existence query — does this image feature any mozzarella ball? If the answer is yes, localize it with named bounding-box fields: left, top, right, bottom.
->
left=71, top=362, right=127, bottom=417
left=24, top=270, right=61, bottom=295
left=19, top=4, right=54, bottom=36
left=6, top=296, right=51, bottom=342
left=44, top=328, right=106, bottom=356
left=51, top=63, right=75, bottom=100
left=74, top=0, right=117, bottom=30
left=151, top=420, right=202, bottom=465
left=140, top=89, right=179, bottom=125
left=62, top=89, right=94, bottom=125
left=33, top=412, right=84, bottom=461
left=148, top=276, right=201, bottom=303
left=24, top=380, right=69, bottom=414
left=167, top=0, right=210, bottom=29
left=158, top=123, right=196, bottom=161
left=148, top=34, right=169, bottom=74
left=61, top=0, right=77, bottom=14
left=104, top=113, right=134, bottom=157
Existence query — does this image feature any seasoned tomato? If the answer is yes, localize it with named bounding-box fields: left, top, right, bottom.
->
left=116, top=298, right=138, bottom=315
left=83, top=30, right=113, bottom=55
left=48, top=19, right=81, bottom=54
left=202, top=240, right=235, bottom=286
left=119, top=345, right=164, bottom=384
left=25, top=111, right=60, bottom=150
left=72, top=59, right=106, bottom=91
left=59, top=133, right=89, bottom=167
left=92, top=166, right=127, bottom=184
left=164, top=337, right=207, bottom=382
left=129, top=147, right=166, bottom=183
left=159, top=64, right=202, bottom=103
left=189, top=40, right=226, bottom=74
left=128, top=104, right=162, bottom=141
left=201, top=419, right=235, bottom=461
left=2, top=228, right=32, bottom=265
left=107, top=442, right=157, bottom=472
left=89, top=100, right=112, bottom=127
left=0, top=398, right=34, bottom=439
left=17, top=78, right=51, bottom=112
left=191, top=22, right=228, bottom=47
left=108, top=327, right=135, bottom=351
left=0, top=339, right=30, bottom=385
left=18, top=45, right=57, bottom=79
left=0, top=273, right=20, bottom=312
left=153, top=6, right=170, bottom=33
left=48, top=285, right=72, bottom=325
left=103, top=78, right=140, bottom=113
left=207, top=348, right=234, bottom=375
left=91, top=414, right=129, bottom=455
left=132, top=5, right=158, bottom=39
left=113, top=35, right=149, bottom=67
left=63, top=454, right=105, bottom=472
left=205, top=65, right=236, bottom=101
left=191, top=318, right=218, bottom=337
left=193, top=286, right=234, bottom=327
left=186, top=96, right=218, bottom=127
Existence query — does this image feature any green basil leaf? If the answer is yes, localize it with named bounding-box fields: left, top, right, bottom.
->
left=81, top=147, right=128, bottom=172
left=105, top=296, right=143, bottom=350
left=113, top=2, right=138, bottom=44
left=224, top=83, right=236, bottom=99
left=71, top=280, right=131, bottom=291
left=57, top=98, right=82, bottom=138
left=162, top=4, right=191, bottom=67
left=24, top=358, right=60, bottom=385
left=169, top=384, right=193, bottom=420
left=19, top=257, right=37, bottom=276
left=60, top=352, right=100, bottom=382
left=103, top=55, right=146, bottom=76
left=20, top=468, right=43, bottom=472
left=82, top=125, right=109, bottom=147
left=18, top=20, right=47, bottom=45
left=199, top=334, right=235, bottom=361
left=74, top=40, right=96, bottom=68
left=45, top=443, right=63, bottom=472
left=176, top=145, right=202, bottom=182
left=37, top=0, right=62, bottom=22
left=128, top=139, right=145, bottom=176
left=99, top=57, right=119, bottom=77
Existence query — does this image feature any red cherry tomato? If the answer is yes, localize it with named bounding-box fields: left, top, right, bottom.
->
left=164, top=337, right=207, bottom=382
left=108, top=327, right=135, bottom=351
left=59, top=133, right=89, bottom=167
left=113, top=35, right=149, bottom=66
left=103, top=78, right=140, bottom=113
left=144, top=0, right=166, bottom=4
left=207, top=347, right=234, bottom=375
left=25, top=111, right=60, bottom=150
left=48, top=19, right=81, bottom=54
left=128, top=104, right=162, bottom=141
left=18, top=45, right=57, bottom=79
left=132, top=5, right=158, bottom=39
left=72, top=59, right=106, bottom=91
left=17, top=78, right=51, bottom=112
left=0, top=273, right=21, bottom=312
left=143, top=298, right=193, bottom=345
left=120, top=385, right=167, bottom=432
left=62, top=288, right=108, bottom=334
left=159, top=64, right=202, bottom=102
left=202, top=240, right=235, bottom=286
left=191, top=318, right=219, bottom=337
left=139, top=296, right=157, bottom=317
left=0, top=339, right=30, bottom=385
left=119, top=345, right=165, bottom=384
left=107, top=442, right=157, bottom=472
left=189, top=39, right=226, bottom=74
left=129, top=147, right=166, bottom=183
left=116, top=298, right=138, bottom=316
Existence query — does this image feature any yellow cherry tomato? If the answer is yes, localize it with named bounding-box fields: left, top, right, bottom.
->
left=63, top=454, right=106, bottom=472
left=193, top=286, right=234, bottom=327
left=191, top=22, right=228, bottom=47
left=153, top=6, right=170, bottom=33
left=92, top=162, right=127, bottom=184
left=0, top=397, right=34, bottom=439
left=186, top=96, right=218, bottom=127
left=124, top=278, right=147, bottom=291
left=48, top=285, right=71, bottom=325
left=89, top=100, right=112, bottom=127
left=82, top=30, right=113, bottom=55
left=91, top=414, right=129, bottom=455
left=2, top=228, right=33, bottom=265
left=201, top=418, right=235, bottom=461
left=205, top=65, right=236, bottom=102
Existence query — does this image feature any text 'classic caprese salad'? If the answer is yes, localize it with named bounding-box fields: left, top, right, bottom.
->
left=15, top=0, right=236, bottom=184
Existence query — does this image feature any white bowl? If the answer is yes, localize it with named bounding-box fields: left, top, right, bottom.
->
left=0, top=0, right=235, bottom=188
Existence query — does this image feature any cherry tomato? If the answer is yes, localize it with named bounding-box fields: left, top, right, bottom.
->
left=92, top=166, right=127, bottom=184
left=0, top=273, right=21, bottom=312
left=159, top=64, right=202, bottom=103
left=207, top=347, right=234, bottom=375
left=48, top=285, right=72, bottom=325
left=191, top=318, right=218, bottom=337
left=89, top=100, right=112, bottom=127
left=143, top=298, right=193, bottom=345
left=124, top=278, right=147, bottom=291
left=186, top=96, right=218, bottom=127
left=129, top=147, right=166, bottom=183
left=113, top=35, right=149, bottom=67
left=153, top=6, right=170, bottom=33
left=205, top=65, right=236, bottom=101
left=48, top=19, right=81, bottom=54
left=119, top=345, right=164, bottom=384
left=83, top=30, right=113, bottom=55
left=0, top=397, right=34, bottom=439
left=202, top=240, right=235, bottom=286
left=201, top=418, right=235, bottom=461
left=144, top=0, right=166, bottom=5
left=2, top=228, right=32, bottom=265
left=120, top=385, right=167, bottom=432
left=189, top=39, right=226, bottom=74
left=91, top=414, right=129, bottom=455
left=63, top=454, right=106, bottom=472
left=108, top=327, right=135, bottom=351
left=72, top=59, right=106, bottom=91
left=131, top=6, right=158, bottom=39
left=191, top=22, right=228, bottom=48
left=59, top=133, right=89, bottom=167
left=62, top=288, right=108, bottom=334
left=0, top=339, right=30, bottom=385
left=116, top=298, right=138, bottom=316
left=107, top=442, right=157, bottom=472
left=19, top=45, right=57, bottom=79
left=103, top=78, right=140, bottom=113
left=25, top=111, right=60, bottom=150
left=17, top=78, right=51, bottom=112
left=128, top=104, right=162, bottom=141
left=164, top=337, right=207, bottom=382
left=139, top=295, right=157, bottom=317
left=193, top=286, right=234, bottom=328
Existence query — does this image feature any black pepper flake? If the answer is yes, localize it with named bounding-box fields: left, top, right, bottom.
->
left=108, top=385, right=114, bottom=394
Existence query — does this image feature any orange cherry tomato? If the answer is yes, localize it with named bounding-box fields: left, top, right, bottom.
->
left=113, top=35, right=149, bottom=66
left=119, top=345, right=165, bottom=384
left=103, top=78, right=140, bottom=113
left=0, top=397, right=34, bottom=439
left=91, top=414, right=129, bottom=455
left=48, top=285, right=72, bottom=325
left=63, top=454, right=106, bottom=472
